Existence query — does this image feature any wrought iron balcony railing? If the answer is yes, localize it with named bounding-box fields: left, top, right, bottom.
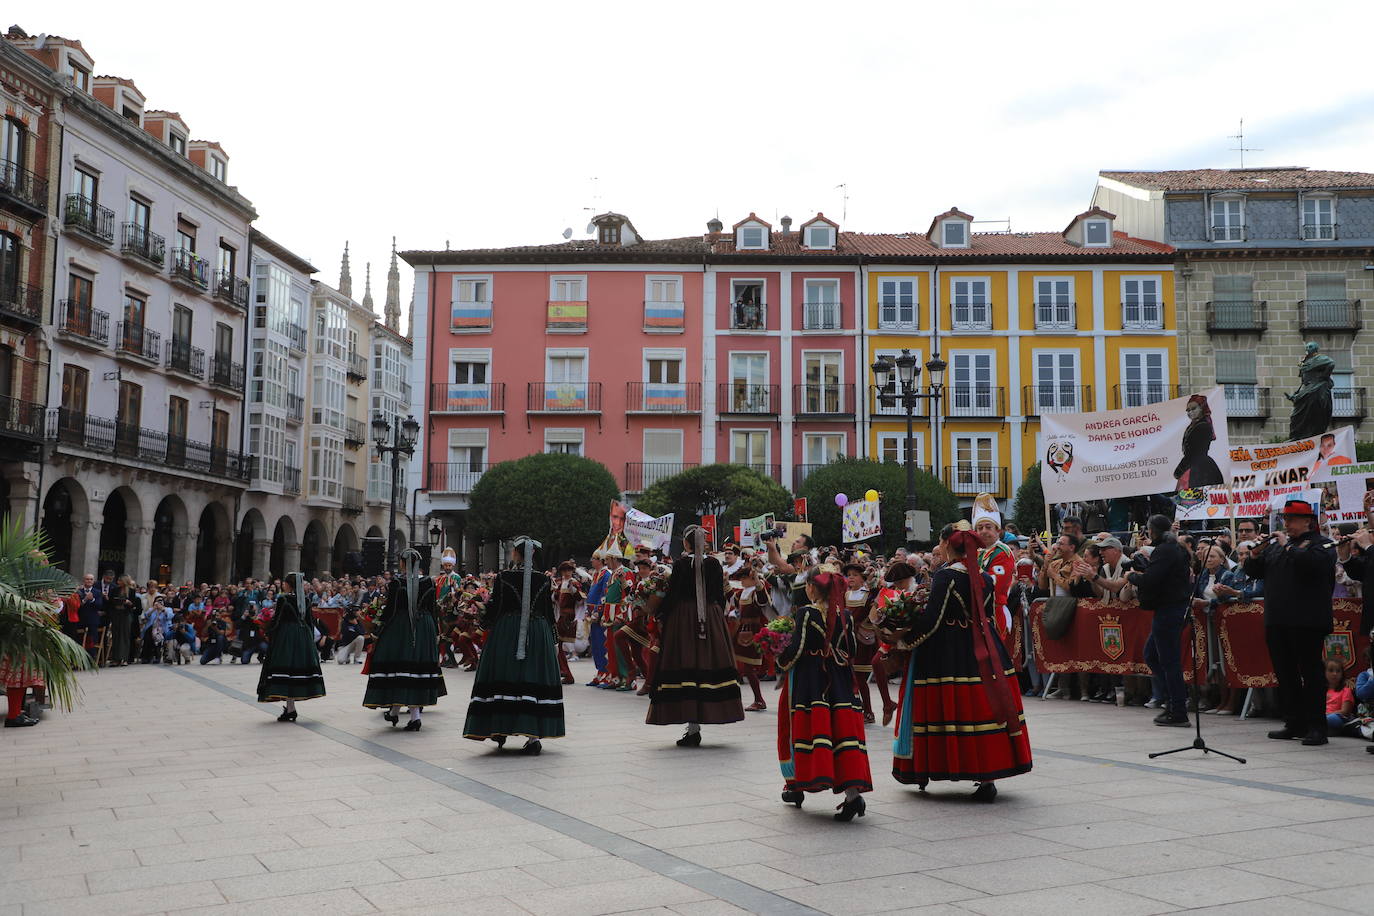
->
left=1033, top=301, right=1076, bottom=329
left=0, top=395, right=45, bottom=443
left=49, top=409, right=252, bottom=481
left=1333, top=387, right=1367, bottom=420
left=729, top=300, right=766, bottom=330
left=1206, top=300, right=1267, bottom=333
left=1112, top=383, right=1182, bottom=409
left=214, top=270, right=249, bottom=309
left=428, top=462, right=488, bottom=494
left=1223, top=385, right=1269, bottom=419
left=165, top=338, right=205, bottom=378
left=344, top=417, right=366, bottom=446
left=63, top=194, right=115, bottom=244
left=121, top=223, right=166, bottom=268
left=283, top=466, right=302, bottom=495
left=342, top=486, right=364, bottom=514
left=0, top=160, right=48, bottom=218
left=0, top=280, right=43, bottom=328
left=1022, top=384, right=1091, bottom=417
left=717, top=382, right=780, bottom=414
left=945, top=385, right=1007, bottom=418
left=57, top=300, right=110, bottom=346
left=286, top=322, right=307, bottom=351
left=115, top=321, right=161, bottom=363
left=527, top=381, right=602, bottom=412
left=170, top=248, right=210, bottom=290
left=209, top=356, right=245, bottom=393
left=793, top=383, right=855, bottom=416
left=625, top=462, right=698, bottom=493
left=626, top=381, right=702, bottom=413
left=286, top=393, right=304, bottom=423
left=431, top=381, right=504, bottom=413
left=945, top=465, right=1007, bottom=497
left=346, top=352, right=368, bottom=381
left=1299, top=299, right=1360, bottom=333
left=801, top=302, right=842, bottom=330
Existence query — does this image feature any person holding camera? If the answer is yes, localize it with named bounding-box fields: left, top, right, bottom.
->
left=1243, top=499, right=1337, bottom=746
left=1127, top=514, right=1193, bottom=727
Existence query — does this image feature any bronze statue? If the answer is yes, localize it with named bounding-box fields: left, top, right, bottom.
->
left=1286, top=341, right=1335, bottom=441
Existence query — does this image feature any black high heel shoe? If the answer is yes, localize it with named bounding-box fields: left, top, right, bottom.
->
left=277, top=708, right=297, bottom=722
left=971, top=782, right=998, bottom=803
left=834, top=795, right=866, bottom=822
left=522, top=739, right=542, bottom=755
left=675, top=730, right=702, bottom=748
left=780, top=790, right=804, bottom=808
left=404, top=719, right=422, bottom=731
left=383, top=711, right=399, bottom=726
left=492, top=735, right=506, bottom=748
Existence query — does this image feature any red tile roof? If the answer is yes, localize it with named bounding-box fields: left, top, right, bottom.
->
left=846, top=230, right=1170, bottom=258
left=732, top=212, right=771, bottom=230
left=1100, top=168, right=1374, bottom=192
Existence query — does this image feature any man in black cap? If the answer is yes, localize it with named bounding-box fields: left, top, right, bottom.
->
left=1243, top=499, right=1336, bottom=746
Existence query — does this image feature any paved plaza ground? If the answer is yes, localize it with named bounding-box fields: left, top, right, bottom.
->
left=3, top=659, right=1373, bottom=916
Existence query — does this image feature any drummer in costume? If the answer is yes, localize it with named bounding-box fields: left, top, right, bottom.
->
left=553, top=561, right=581, bottom=685
left=891, top=529, right=1033, bottom=801
left=777, top=564, right=874, bottom=821
left=463, top=536, right=565, bottom=754
left=843, top=562, right=878, bottom=724
left=599, top=551, right=638, bottom=690
left=732, top=562, right=771, bottom=711
left=257, top=573, right=326, bottom=721
left=362, top=550, right=447, bottom=731
left=646, top=526, right=744, bottom=746
left=972, top=493, right=1015, bottom=643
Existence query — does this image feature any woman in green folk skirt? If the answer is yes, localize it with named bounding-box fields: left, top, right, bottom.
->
left=362, top=553, right=447, bottom=731
left=257, top=573, right=325, bottom=721
left=464, top=537, right=565, bottom=754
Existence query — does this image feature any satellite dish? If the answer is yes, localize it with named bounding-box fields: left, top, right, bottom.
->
left=585, top=222, right=595, bottom=235
left=562, top=228, right=573, bottom=239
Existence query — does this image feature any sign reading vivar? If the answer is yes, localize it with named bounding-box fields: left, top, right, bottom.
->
left=1040, top=387, right=1231, bottom=502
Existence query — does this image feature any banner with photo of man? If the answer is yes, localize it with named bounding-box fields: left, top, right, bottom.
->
left=625, top=507, right=675, bottom=554
left=1040, top=387, right=1231, bottom=502
left=739, top=513, right=776, bottom=548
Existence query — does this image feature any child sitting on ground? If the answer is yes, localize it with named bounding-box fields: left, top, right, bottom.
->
left=1325, top=658, right=1356, bottom=735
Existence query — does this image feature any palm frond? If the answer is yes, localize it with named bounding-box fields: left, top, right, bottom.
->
left=0, top=519, right=90, bottom=711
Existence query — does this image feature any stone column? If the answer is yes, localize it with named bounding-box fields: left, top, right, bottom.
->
left=284, top=541, right=302, bottom=577
left=171, top=526, right=194, bottom=586
left=77, top=519, right=102, bottom=578
left=252, top=538, right=272, bottom=581
left=124, top=523, right=150, bottom=582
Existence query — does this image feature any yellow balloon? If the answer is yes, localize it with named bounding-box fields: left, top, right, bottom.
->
left=865, top=489, right=879, bottom=503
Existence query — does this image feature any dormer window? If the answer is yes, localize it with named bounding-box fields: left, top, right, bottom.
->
left=65, top=57, right=90, bottom=92
left=1302, top=195, right=1335, bottom=240
left=805, top=224, right=834, bottom=249
left=738, top=225, right=767, bottom=249
left=210, top=157, right=226, bottom=182
left=1211, top=196, right=1243, bottom=242
left=942, top=220, right=968, bottom=248
left=598, top=223, right=620, bottom=245
left=169, top=133, right=187, bottom=157
left=1084, top=219, right=1111, bottom=247
left=122, top=105, right=141, bottom=123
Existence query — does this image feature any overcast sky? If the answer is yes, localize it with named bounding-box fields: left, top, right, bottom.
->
left=35, top=0, right=1374, bottom=323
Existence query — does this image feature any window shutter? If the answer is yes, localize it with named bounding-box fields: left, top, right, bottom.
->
left=1329, top=348, right=1353, bottom=374
left=1213, top=350, right=1257, bottom=384
left=1213, top=275, right=1252, bottom=301
left=448, top=429, right=488, bottom=449
left=643, top=430, right=682, bottom=463
left=1306, top=273, right=1346, bottom=301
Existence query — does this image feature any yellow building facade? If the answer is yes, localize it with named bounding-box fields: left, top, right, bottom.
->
left=857, top=208, right=1176, bottom=509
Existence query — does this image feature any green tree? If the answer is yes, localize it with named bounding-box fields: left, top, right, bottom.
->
left=0, top=521, right=91, bottom=712
left=1011, top=462, right=1045, bottom=535
left=635, top=464, right=792, bottom=542
left=468, top=453, right=621, bottom=562
left=797, top=458, right=959, bottom=548
left=1356, top=441, right=1374, bottom=462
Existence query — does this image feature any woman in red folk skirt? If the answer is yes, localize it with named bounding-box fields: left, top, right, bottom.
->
left=777, top=566, right=873, bottom=822
left=892, top=530, right=1032, bottom=801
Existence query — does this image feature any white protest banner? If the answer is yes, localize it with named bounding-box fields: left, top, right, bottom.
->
left=1040, top=387, right=1231, bottom=502
left=1174, top=484, right=1308, bottom=523
left=1325, top=458, right=1374, bottom=523
left=739, top=513, right=776, bottom=548
left=1227, top=426, right=1355, bottom=489
left=841, top=500, right=881, bottom=543
left=625, top=507, right=675, bottom=553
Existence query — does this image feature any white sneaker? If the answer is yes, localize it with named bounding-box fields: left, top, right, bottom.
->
left=1143, top=698, right=1162, bottom=709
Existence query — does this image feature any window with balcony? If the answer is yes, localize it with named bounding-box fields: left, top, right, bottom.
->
left=877, top=432, right=921, bottom=466
left=1216, top=349, right=1261, bottom=418
left=1211, top=197, right=1244, bottom=241
left=60, top=364, right=88, bottom=418
left=548, top=275, right=587, bottom=331
left=730, top=430, right=770, bottom=469
left=309, top=432, right=343, bottom=499
left=118, top=379, right=141, bottom=430
left=642, top=350, right=686, bottom=411
left=127, top=196, right=150, bottom=233
left=1121, top=349, right=1168, bottom=407
left=545, top=428, right=584, bottom=455
left=452, top=276, right=492, bottom=330
left=801, top=352, right=844, bottom=413
left=1, top=118, right=25, bottom=175
left=73, top=167, right=98, bottom=206
left=1211, top=275, right=1256, bottom=329
left=1302, top=196, right=1335, bottom=240
left=1330, top=348, right=1358, bottom=417
left=1034, top=278, right=1073, bottom=328
left=122, top=292, right=146, bottom=350
left=442, top=428, right=487, bottom=493
left=544, top=351, right=588, bottom=409
left=637, top=429, right=684, bottom=489
left=1032, top=351, right=1080, bottom=413
left=0, top=231, right=21, bottom=305
left=878, top=278, right=917, bottom=329
left=731, top=280, right=765, bottom=330
left=803, top=280, right=841, bottom=330
left=644, top=275, right=684, bottom=331
left=952, top=434, right=995, bottom=492
left=727, top=352, right=769, bottom=412
left=1122, top=277, right=1163, bottom=329
left=167, top=396, right=188, bottom=441
left=951, top=278, right=990, bottom=329
left=803, top=433, right=844, bottom=465
left=950, top=351, right=996, bottom=416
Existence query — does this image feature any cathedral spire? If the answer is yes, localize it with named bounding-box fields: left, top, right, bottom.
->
left=362, top=261, right=374, bottom=312
left=384, top=235, right=401, bottom=330
left=339, top=241, right=352, bottom=297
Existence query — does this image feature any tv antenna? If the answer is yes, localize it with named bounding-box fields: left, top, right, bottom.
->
left=581, top=176, right=602, bottom=233
left=834, top=183, right=849, bottom=221
left=1229, top=119, right=1262, bottom=168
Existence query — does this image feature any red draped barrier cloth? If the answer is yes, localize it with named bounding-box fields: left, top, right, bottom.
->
left=313, top=608, right=341, bottom=640
left=1029, top=599, right=1205, bottom=680
left=1215, top=599, right=1368, bottom=688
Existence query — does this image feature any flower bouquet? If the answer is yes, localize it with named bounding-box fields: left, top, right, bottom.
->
left=629, top=568, right=670, bottom=613
left=877, top=585, right=928, bottom=646
left=753, top=615, right=795, bottom=656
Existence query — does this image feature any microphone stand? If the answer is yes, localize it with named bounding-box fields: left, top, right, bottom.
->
left=1149, top=605, right=1246, bottom=764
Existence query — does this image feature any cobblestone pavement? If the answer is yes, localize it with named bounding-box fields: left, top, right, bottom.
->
left=3, top=658, right=1373, bottom=915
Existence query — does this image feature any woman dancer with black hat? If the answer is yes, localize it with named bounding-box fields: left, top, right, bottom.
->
left=645, top=525, right=744, bottom=746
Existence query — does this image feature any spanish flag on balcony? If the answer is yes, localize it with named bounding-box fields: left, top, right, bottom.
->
left=547, top=301, right=588, bottom=330
left=451, top=302, right=493, bottom=329
left=442, top=384, right=490, bottom=411
left=644, top=301, right=684, bottom=330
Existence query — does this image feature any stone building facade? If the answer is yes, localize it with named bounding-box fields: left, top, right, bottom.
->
left=1094, top=168, right=1374, bottom=443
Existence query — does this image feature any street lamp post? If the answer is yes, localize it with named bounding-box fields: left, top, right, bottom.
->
left=371, top=412, right=420, bottom=572
left=871, top=349, right=946, bottom=547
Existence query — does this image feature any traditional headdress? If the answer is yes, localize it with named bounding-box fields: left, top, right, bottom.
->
left=511, top=535, right=541, bottom=660
left=948, top=529, right=1017, bottom=730
left=402, top=547, right=422, bottom=644
left=440, top=547, right=457, bottom=567
left=683, top=524, right=707, bottom=638
left=1186, top=394, right=1216, bottom=441
left=971, top=492, right=1001, bottom=529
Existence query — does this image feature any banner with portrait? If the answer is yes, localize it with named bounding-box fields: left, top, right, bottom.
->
left=739, top=513, right=776, bottom=548
left=841, top=500, right=881, bottom=543
left=1040, top=387, right=1231, bottom=502
left=595, top=500, right=633, bottom=559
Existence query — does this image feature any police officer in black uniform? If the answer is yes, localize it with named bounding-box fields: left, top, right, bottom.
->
left=1242, top=499, right=1336, bottom=746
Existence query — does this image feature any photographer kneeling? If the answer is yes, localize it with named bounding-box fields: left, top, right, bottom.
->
left=1127, top=515, right=1193, bottom=727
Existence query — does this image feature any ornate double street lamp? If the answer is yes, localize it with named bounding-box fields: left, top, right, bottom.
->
left=371, top=412, right=420, bottom=572
left=871, top=350, right=947, bottom=547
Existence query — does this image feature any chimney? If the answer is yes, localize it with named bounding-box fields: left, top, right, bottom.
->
left=706, top=217, right=723, bottom=233
left=780, top=216, right=793, bottom=236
